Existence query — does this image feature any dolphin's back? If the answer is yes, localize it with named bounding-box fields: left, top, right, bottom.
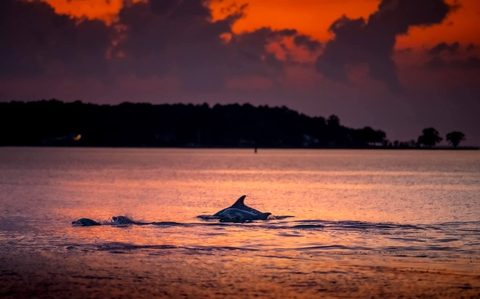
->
left=213, top=195, right=246, bottom=216
left=217, top=208, right=271, bottom=222
left=231, top=195, right=264, bottom=215
left=230, top=195, right=247, bottom=207
left=213, top=195, right=269, bottom=218
left=72, top=218, right=101, bottom=226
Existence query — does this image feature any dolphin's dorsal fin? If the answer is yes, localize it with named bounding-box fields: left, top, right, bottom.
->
left=231, top=195, right=247, bottom=207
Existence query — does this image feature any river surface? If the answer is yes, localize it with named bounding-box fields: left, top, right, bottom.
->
left=0, top=147, right=479, bottom=298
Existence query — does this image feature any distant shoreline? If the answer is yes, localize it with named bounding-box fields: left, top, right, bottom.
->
left=1, top=100, right=475, bottom=149
left=1, top=145, right=478, bottom=150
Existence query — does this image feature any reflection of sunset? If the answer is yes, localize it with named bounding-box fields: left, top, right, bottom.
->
left=2, top=1, right=480, bottom=296
left=2, top=147, right=480, bottom=298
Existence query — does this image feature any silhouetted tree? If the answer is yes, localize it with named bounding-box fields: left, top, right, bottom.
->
left=0, top=100, right=388, bottom=148
left=417, top=128, right=442, bottom=148
left=327, top=115, right=340, bottom=127
left=446, top=131, right=465, bottom=148
left=353, top=126, right=386, bottom=146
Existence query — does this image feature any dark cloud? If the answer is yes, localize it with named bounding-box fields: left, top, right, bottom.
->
left=428, top=42, right=460, bottom=55
left=316, top=0, right=454, bottom=92
left=230, top=27, right=297, bottom=72
left=396, top=47, right=412, bottom=53
left=0, top=0, right=112, bottom=79
left=426, top=56, right=480, bottom=70
left=148, top=0, right=212, bottom=21
left=0, top=0, right=320, bottom=90
left=113, top=0, right=316, bottom=90
left=466, top=43, right=476, bottom=52
left=293, top=35, right=322, bottom=52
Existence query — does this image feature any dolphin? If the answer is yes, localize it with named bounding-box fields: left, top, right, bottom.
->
left=213, top=195, right=271, bottom=222
left=72, top=218, right=101, bottom=226
left=112, top=216, right=151, bottom=225
left=217, top=208, right=270, bottom=223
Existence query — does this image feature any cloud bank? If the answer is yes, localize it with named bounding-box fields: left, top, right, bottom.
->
left=1, top=0, right=321, bottom=90
left=315, top=0, right=454, bottom=92
left=0, top=0, right=112, bottom=79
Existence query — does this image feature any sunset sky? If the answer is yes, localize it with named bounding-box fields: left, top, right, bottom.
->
left=1, top=0, right=479, bottom=145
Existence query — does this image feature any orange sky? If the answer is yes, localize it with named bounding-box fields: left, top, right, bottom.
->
left=3, top=0, right=478, bottom=146
left=43, top=0, right=137, bottom=24
left=44, top=0, right=480, bottom=50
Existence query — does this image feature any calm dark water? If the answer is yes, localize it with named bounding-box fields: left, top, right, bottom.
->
left=0, top=147, right=479, bottom=298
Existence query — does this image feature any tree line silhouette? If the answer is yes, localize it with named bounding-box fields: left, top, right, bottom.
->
left=416, top=128, right=466, bottom=148
left=0, top=100, right=470, bottom=149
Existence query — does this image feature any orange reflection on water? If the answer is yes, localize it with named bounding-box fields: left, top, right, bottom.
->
left=3, top=147, right=480, bottom=298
